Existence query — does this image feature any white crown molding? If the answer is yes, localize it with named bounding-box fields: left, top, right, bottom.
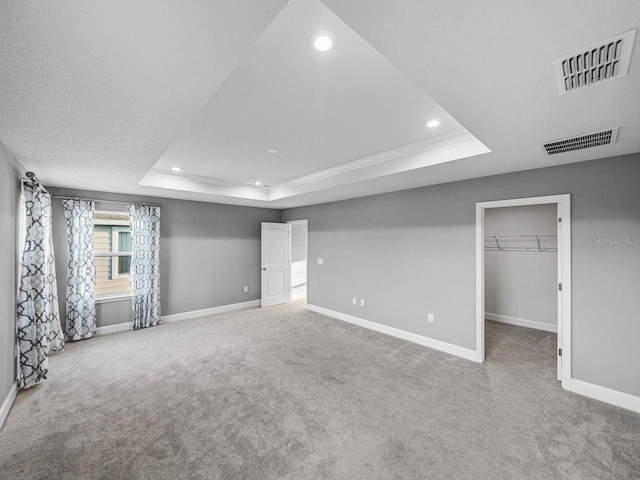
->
left=269, top=133, right=489, bottom=201
left=139, top=170, right=270, bottom=201
left=140, top=131, right=489, bottom=203
left=152, top=170, right=266, bottom=190
left=271, top=130, right=475, bottom=193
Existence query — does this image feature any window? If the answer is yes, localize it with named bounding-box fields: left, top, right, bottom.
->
left=94, top=212, right=132, bottom=298
left=112, top=227, right=132, bottom=277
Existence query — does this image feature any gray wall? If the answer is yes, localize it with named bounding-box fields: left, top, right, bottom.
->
left=48, top=188, right=281, bottom=329
left=283, top=153, right=640, bottom=398
left=484, top=205, right=557, bottom=328
left=0, top=142, right=23, bottom=405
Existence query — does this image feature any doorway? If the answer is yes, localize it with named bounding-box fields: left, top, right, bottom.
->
left=476, top=195, right=571, bottom=390
left=260, top=220, right=308, bottom=308
left=287, top=219, right=308, bottom=301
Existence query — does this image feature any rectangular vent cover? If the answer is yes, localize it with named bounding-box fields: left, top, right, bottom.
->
left=541, top=127, right=619, bottom=155
left=552, top=29, right=636, bottom=95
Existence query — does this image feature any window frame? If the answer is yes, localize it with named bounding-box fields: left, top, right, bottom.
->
left=111, top=226, right=132, bottom=278
left=94, top=210, right=133, bottom=302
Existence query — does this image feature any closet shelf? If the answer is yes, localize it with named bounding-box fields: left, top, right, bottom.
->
left=484, top=235, right=557, bottom=252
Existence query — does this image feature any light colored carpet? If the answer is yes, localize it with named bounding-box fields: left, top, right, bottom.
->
left=1, top=302, right=639, bottom=479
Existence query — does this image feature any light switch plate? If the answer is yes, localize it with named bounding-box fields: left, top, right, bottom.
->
left=318, top=258, right=324, bottom=265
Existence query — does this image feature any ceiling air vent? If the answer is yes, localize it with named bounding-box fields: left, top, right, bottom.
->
left=541, top=127, right=619, bottom=155
left=552, top=29, right=636, bottom=95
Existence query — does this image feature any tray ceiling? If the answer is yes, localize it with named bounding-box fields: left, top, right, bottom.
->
left=1, top=0, right=638, bottom=208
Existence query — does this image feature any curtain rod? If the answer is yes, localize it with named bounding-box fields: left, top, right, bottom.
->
left=22, top=171, right=42, bottom=188
left=51, top=195, right=161, bottom=207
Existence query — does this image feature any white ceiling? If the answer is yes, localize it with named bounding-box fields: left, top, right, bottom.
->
left=151, top=0, right=475, bottom=187
left=1, top=0, right=639, bottom=209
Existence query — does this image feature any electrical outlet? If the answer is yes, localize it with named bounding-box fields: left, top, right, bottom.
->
left=318, top=258, right=324, bottom=265
left=352, top=297, right=356, bottom=305
left=360, top=299, right=365, bottom=307
left=244, top=286, right=248, bottom=293
left=428, top=313, right=434, bottom=323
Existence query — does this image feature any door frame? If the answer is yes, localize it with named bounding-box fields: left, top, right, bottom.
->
left=475, top=194, right=571, bottom=390
left=285, top=219, right=308, bottom=300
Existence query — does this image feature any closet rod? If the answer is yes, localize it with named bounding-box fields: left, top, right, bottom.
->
left=51, top=195, right=161, bottom=207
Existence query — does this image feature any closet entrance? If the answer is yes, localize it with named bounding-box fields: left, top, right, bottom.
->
left=476, top=195, right=571, bottom=389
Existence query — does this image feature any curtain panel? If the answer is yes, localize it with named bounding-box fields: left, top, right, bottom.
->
left=16, top=185, right=64, bottom=389
left=129, top=204, right=161, bottom=329
left=63, top=199, right=97, bottom=340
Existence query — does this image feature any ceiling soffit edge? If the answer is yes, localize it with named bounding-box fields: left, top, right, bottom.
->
left=270, top=130, right=477, bottom=192
left=139, top=171, right=269, bottom=201
left=142, top=131, right=489, bottom=202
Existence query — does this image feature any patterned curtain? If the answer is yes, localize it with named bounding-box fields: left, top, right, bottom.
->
left=63, top=200, right=96, bottom=340
left=129, top=204, right=161, bottom=329
left=16, top=185, right=64, bottom=389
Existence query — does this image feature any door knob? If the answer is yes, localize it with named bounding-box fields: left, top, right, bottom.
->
left=262, top=267, right=266, bottom=271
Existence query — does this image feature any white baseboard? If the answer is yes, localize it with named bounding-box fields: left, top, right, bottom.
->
left=161, top=299, right=261, bottom=323
left=571, top=379, right=640, bottom=414
left=0, top=382, right=18, bottom=430
left=308, top=304, right=479, bottom=362
left=485, top=313, right=557, bottom=333
left=95, top=322, right=133, bottom=336
left=95, top=300, right=262, bottom=336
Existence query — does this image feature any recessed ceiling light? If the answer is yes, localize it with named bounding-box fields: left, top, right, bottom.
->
left=267, top=148, right=279, bottom=154
left=313, top=35, right=333, bottom=52
left=171, top=166, right=182, bottom=172
left=255, top=181, right=262, bottom=186
left=426, top=120, right=441, bottom=128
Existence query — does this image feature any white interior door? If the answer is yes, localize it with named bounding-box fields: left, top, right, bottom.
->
left=261, top=222, right=291, bottom=307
